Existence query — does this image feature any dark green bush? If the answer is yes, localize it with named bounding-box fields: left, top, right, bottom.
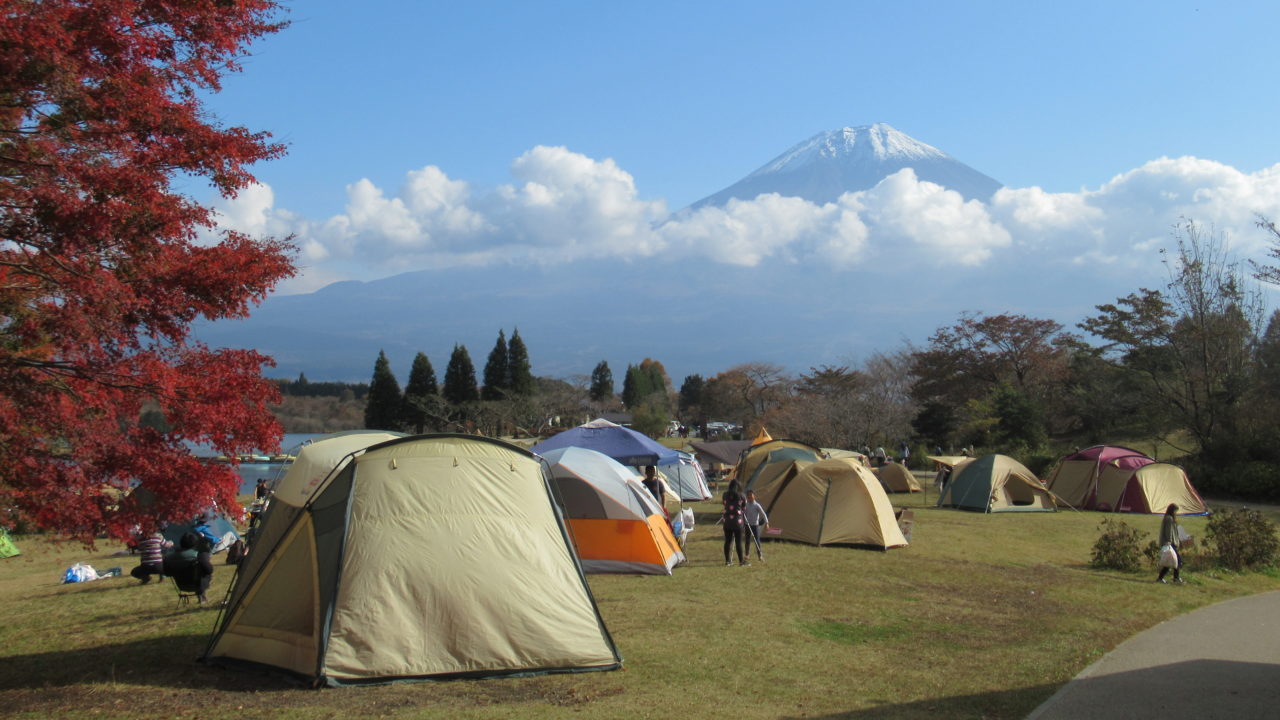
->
left=1207, top=508, right=1280, bottom=570
left=1090, top=518, right=1149, bottom=571
left=1021, top=453, right=1058, bottom=478
left=1181, top=459, right=1280, bottom=503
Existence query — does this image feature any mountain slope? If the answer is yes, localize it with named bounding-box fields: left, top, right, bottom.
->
left=689, top=123, right=1002, bottom=209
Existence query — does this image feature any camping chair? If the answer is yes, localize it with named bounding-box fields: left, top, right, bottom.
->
left=162, top=554, right=207, bottom=608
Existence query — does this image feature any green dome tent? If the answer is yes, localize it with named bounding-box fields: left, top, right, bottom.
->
left=937, top=454, right=1056, bottom=513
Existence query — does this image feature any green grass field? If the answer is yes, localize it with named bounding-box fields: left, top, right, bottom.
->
left=1, top=493, right=1276, bottom=720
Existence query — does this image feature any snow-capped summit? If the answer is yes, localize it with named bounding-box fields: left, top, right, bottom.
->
left=688, top=124, right=1001, bottom=209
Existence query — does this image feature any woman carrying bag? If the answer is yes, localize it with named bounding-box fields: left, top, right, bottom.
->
left=1156, top=503, right=1185, bottom=585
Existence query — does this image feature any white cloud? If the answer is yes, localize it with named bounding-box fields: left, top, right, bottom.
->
left=850, top=169, right=1011, bottom=266
left=205, top=148, right=1280, bottom=294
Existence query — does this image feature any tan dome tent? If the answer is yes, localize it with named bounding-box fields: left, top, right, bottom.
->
left=1094, top=462, right=1208, bottom=515
left=763, top=458, right=908, bottom=549
left=874, top=462, right=923, bottom=493
left=204, top=434, right=620, bottom=685
left=937, top=454, right=1055, bottom=513
left=734, top=439, right=823, bottom=492
left=228, top=431, right=403, bottom=613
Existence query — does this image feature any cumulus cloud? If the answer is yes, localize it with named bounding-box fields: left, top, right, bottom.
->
left=206, top=148, right=1280, bottom=293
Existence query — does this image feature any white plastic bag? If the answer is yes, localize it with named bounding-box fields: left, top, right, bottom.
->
left=62, top=562, right=100, bottom=583
left=1158, top=543, right=1179, bottom=569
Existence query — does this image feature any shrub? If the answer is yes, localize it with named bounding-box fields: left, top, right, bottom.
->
left=1021, top=453, right=1057, bottom=478
left=1090, top=518, right=1149, bottom=571
left=1207, top=508, right=1280, bottom=571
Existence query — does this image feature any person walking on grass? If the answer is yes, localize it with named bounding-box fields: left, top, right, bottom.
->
left=744, top=490, right=769, bottom=562
left=1156, top=503, right=1185, bottom=584
left=721, top=479, right=748, bottom=566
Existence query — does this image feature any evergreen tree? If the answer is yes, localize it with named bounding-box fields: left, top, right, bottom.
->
left=679, top=374, right=704, bottom=415
left=507, top=327, right=535, bottom=396
left=482, top=330, right=509, bottom=401
left=402, top=352, right=439, bottom=433
left=589, top=361, right=614, bottom=401
left=622, top=364, right=652, bottom=409
left=443, top=344, right=480, bottom=405
left=364, top=350, right=403, bottom=430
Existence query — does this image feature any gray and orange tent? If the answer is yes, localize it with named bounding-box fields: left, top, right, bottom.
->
left=541, top=446, right=684, bottom=575
left=204, top=434, right=620, bottom=685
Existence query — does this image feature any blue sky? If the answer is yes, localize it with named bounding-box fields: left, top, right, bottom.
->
left=201, top=0, right=1280, bottom=296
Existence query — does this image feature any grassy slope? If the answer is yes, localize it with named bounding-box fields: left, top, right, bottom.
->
left=0, top=495, right=1276, bottom=720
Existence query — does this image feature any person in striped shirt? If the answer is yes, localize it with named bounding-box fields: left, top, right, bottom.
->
left=129, top=530, right=170, bottom=584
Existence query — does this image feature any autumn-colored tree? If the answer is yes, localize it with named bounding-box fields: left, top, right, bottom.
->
left=910, top=313, right=1072, bottom=447
left=0, top=1, right=293, bottom=542
left=1082, top=222, right=1263, bottom=461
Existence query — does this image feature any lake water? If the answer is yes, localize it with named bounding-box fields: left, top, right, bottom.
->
left=219, top=432, right=327, bottom=495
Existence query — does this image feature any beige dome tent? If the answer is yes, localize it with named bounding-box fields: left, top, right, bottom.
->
left=937, top=454, right=1056, bottom=513
left=874, top=462, right=923, bottom=493
left=734, top=439, right=823, bottom=492
left=762, top=458, right=908, bottom=549
left=229, top=431, right=403, bottom=612
left=205, top=434, right=620, bottom=685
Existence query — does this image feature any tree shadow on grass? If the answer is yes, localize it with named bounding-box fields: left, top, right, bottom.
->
left=0, top=633, right=289, bottom=693
left=776, top=682, right=1060, bottom=719
left=781, top=659, right=1280, bottom=719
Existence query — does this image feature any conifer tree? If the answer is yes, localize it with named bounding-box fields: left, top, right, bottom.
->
left=508, top=328, right=535, bottom=396
left=443, top=344, right=480, bottom=405
left=482, top=330, right=509, bottom=401
left=622, top=364, right=652, bottom=409
left=402, top=352, right=439, bottom=433
left=590, top=361, right=614, bottom=402
left=364, top=350, right=403, bottom=430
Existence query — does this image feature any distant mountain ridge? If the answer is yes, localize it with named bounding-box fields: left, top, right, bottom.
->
left=688, top=123, right=1002, bottom=209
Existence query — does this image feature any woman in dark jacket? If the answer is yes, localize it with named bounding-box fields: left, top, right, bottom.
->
left=721, top=479, right=748, bottom=566
left=1156, top=504, right=1184, bottom=584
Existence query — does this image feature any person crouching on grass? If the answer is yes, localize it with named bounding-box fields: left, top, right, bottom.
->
left=744, top=490, right=769, bottom=562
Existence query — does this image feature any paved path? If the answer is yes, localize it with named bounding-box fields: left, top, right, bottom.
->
left=1028, top=590, right=1280, bottom=719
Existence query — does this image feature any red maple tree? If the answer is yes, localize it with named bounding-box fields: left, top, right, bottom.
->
left=0, top=0, right=294, bottom=543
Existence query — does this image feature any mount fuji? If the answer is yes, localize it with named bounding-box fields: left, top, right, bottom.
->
left=199, top=124, right=1107, bottom=385
left=688, top=123, right=1002, bottom=209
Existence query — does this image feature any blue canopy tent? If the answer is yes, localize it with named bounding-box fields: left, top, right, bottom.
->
left=531, top=419, right=680, bottom=467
